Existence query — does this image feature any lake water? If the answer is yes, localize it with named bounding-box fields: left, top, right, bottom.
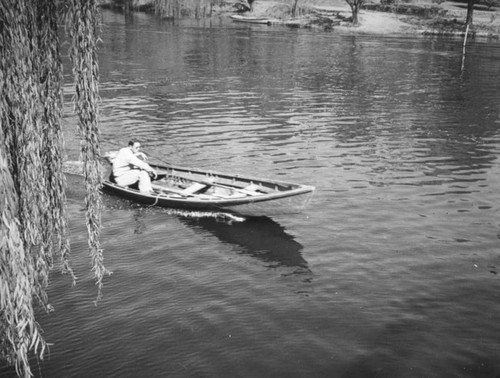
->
left=3, top=9, right=500, bottom=378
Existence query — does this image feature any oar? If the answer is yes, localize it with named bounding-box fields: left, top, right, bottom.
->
left=151, top=183, right=194, bottom=197
left=103, top=145, right=262, bottom=196
left=103, top=147, right=263, bottom=197
left=198, top=178, right=262, bottom=196
left=151, top=183, right=229, bottom=199
left=153, top=172, right=261, bottom=197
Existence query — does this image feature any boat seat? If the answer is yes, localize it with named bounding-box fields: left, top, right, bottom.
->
left=244, top=183, right=274, bottom=194
left=182, top=182, right=208, bottom=195
left=243, top=184, right=261, bottom=193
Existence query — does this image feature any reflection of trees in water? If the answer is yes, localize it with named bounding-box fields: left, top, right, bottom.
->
left=181, top=216, right=311, bottom=279
left=312, top=37, right=500, bottom=181
left=97, top=12, right=500, bottom=183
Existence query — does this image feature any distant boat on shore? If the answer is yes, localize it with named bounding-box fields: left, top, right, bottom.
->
left=230, top=14, right=280, bottom=25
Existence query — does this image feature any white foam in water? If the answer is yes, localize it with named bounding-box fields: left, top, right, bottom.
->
left=157, top=207, right=246, bottom=222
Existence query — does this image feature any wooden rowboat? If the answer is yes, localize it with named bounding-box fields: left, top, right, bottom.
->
left=102, top=162, right=315, bottom=217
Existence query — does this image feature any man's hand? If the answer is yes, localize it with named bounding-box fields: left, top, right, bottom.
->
left=136, top=152, right=148, bottom=160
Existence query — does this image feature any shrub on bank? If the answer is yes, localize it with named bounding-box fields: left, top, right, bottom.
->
left=364, top=1, right=447, bottom=17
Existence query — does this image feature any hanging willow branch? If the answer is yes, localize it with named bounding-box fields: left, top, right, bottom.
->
left=0, top=1, right=63, bottom=375
left=1, top=0, right=107, bottom=376
left=66, top=0, right=110, bottom=302
left=37, top=0, right=73, bottom=283
left=0, top=149, right=46, bottom=378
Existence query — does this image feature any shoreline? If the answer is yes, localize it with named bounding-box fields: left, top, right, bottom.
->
left=246, top=0, right=500, bottom=39
left=98, top=0, right=500, bottom=39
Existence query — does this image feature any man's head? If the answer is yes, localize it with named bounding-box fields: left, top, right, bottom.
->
left=128, top=140, right=141, bottom=154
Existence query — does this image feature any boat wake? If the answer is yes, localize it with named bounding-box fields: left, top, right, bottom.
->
left=159, top=208, right=246, bottom=223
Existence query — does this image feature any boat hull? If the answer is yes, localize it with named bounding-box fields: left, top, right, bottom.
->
left=102, top=163, right=314, bottom=217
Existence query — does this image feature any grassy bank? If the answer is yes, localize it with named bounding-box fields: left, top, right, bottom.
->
left=246, top=0, right=500, bottom=37
left=98, top=0, right=500, bottom=38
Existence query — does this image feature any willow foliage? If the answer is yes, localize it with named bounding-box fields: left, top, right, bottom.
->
left=66, top=0, right=110, bottom=300
left=1, top=0, right=106, bottom=376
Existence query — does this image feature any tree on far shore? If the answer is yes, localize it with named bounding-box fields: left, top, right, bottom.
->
left=466, top=0, right=475, bottom=25
left=345, top=0, right=364, bottom=25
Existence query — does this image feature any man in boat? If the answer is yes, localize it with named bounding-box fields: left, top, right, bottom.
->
left=112, top=141, right=157, bottom=193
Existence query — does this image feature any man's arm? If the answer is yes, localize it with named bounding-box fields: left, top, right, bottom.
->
left=127, top=152, right=156, bottom=176
left=135, top=151, right=148, bottom=161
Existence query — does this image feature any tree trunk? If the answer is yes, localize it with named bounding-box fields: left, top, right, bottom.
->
left=291, top=0, right=299, bottom=18
left=466, top=0, right=474, bottom=25
left=351, top=3, right=359, bottom=25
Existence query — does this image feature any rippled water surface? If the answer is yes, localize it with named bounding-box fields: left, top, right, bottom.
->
left=4, top=9, right=500, bottom=378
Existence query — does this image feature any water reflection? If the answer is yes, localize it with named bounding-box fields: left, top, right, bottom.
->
left=93, top=11, right=500, bottom=190
left=98, top=188, right=311, bottom=277
left=44, top=9, right=500, bottom=378
left=181, top=216, right=310, bottom=274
